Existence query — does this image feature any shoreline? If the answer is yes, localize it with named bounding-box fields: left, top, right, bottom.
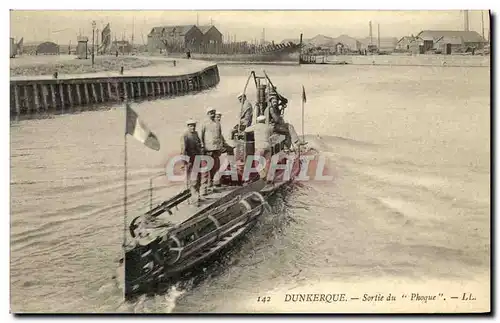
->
left=9, top=57, right=220, bottom=115
left=10, top=55, right=158, bottom=77
left=324, top=54, right=490, bottom=67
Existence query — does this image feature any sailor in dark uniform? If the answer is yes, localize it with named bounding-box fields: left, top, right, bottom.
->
left=268, top=95, right=306, bottom=151
left=181, top=119, right=203, bottom=205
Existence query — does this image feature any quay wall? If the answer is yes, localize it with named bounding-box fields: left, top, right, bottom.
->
left=158, top=52, right=300, bottom=65
left=9, top=60, right=220, bottom=115
left=326, top=54, right=490, bottom=67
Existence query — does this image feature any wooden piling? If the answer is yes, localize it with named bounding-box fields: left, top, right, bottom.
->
left=50, top=84, right=56, bottom=109
left=59, top=84, right=65, bottom=109
left=137, top=81, right=142, bottom=97
left=91, top=83, right=98, bottom=104
left=76, top=84, right=82, bottom=106
left=107, top=82, right=112, bottom=102
left=14, top=85, right=20, bottom=114
left=123, top=82, right=128, bottom=100
left=129, top=83, right=134, bottom=99
left=67, top=84, right=74, bottom=107
left=156, top=82, right=161, bottom=96
left=99, top=83, right=105, bottom=103
left=24, top=86, right=32, bottom=114
left=33, top=84, right=40, bottom=112
left=83, top=83, right=90, bottom=104
left=143, top=81, right=149, bottom=97
left=41, top=85, right=49, bottom=110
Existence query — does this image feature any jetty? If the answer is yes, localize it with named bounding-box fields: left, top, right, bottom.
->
left=9, top=57, right=220, bottom=115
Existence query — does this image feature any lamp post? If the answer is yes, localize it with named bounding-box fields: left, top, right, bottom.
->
left=96, top=28, right=99, bottom=56
left=92, top=20, right=96, bottom=67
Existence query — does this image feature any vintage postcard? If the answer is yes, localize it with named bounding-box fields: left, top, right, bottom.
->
left=9, top=9, right=491, bottom=314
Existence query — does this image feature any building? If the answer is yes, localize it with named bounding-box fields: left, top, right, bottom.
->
left=198, top=25, right=222, bottom=45
left=358, top=37, right=398, bottom=52
left=76, top=36, right=88, bottom=59
left=396, top=36, right=423, bottom=50
left=147, top=25, right=204, bottom=53
left=10, top=38, right=15, bottom=58
left=36, top=41, right=59, bottom=55
left=333, top=34, right=362, bottom=52
left=416, top=30, right=488, bottom=52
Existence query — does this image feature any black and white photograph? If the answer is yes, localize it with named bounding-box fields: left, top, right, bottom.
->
left=8, top=9, right=491, bottom=314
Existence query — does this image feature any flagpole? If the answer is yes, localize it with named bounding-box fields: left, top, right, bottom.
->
left=123, top=100, right=128, bottom=249
left=301, top=86, right=305, bottom=143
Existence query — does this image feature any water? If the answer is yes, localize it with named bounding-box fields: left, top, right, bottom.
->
left=10, top=64, right=490, bottom=313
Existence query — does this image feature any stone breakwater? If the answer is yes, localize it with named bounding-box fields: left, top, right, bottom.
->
left=9, top=58, right=220, bottom=116
left=327, top=54, right=490, bottom=67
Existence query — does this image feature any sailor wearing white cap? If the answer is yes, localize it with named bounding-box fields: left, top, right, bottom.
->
left=201, top=107, right=224, bottom=194
left=214, top=111, right=222, bottom=123
left=245, top=114, right=273, bottom=180
left=181, top=118, right=203, bottom=204
left=245, top=115, right=272, bottom=151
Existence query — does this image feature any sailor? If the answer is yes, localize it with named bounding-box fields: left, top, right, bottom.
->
left=268, top=95, right=306, bottom=151
left=215, top=110, right=222, bottom=123
left=215, top=111, right=234, bottom=156
left=245, top=115, right=273, bottom=180
left=238, top=93, right=253, bottom=127
left=180, top=119, right=203, bottom=204
left=268, top=86, right=288, bottom=108
left=245, top=115, right=273, bottom=154
left=201, top=107, right=223, bottom=194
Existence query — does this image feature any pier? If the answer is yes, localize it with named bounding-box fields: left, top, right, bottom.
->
left=9, top=58, right=220, bottom=115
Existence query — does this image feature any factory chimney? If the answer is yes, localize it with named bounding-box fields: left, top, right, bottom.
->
left=464, top=10, right=469, bottom=31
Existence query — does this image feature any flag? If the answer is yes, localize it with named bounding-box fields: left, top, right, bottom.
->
left=101, top=23, right=111, bottom=52
left=302, top=85, right=307, bottom=103
left=125, top=103, right=160, bottom=151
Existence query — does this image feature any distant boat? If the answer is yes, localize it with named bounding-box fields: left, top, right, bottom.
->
left=191, top=41, right=303, bottom=64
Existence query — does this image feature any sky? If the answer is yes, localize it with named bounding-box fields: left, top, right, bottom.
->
left=10, top=10, right=491, bottom=45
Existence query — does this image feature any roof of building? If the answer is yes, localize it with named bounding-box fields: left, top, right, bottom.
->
left=435, top=35, right=464, bottom=45
left=198, top=25, right=216, bottom=34
left=417, top=30, right=486, bottom=43
left=397, top=36, right=423, bottom=44
left=149, top=25, right=199, bottom=36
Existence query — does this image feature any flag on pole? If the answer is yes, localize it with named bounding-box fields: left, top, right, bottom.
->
left=125, top=103, right=160, bottom=151
left=302, top=85, right=307, bottom=103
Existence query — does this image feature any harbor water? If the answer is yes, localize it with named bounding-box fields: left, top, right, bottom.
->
left=10, top=63, right=490, bottom=313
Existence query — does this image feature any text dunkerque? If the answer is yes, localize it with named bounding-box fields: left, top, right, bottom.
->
left=284, top=293, right=347, bottom=303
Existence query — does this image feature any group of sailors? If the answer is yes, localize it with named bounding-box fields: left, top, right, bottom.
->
left=180, top=90, right=305, bottom=205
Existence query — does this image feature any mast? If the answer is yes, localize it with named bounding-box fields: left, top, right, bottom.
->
left=464, top=10, right=469, bottom=31
left=377, top=23, right=380, bottom=49
left=481, top=10, right=485, bottom=39
left=132, top=16, right=135, bottom=47
left=369, top=21, right=373, bottom=45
